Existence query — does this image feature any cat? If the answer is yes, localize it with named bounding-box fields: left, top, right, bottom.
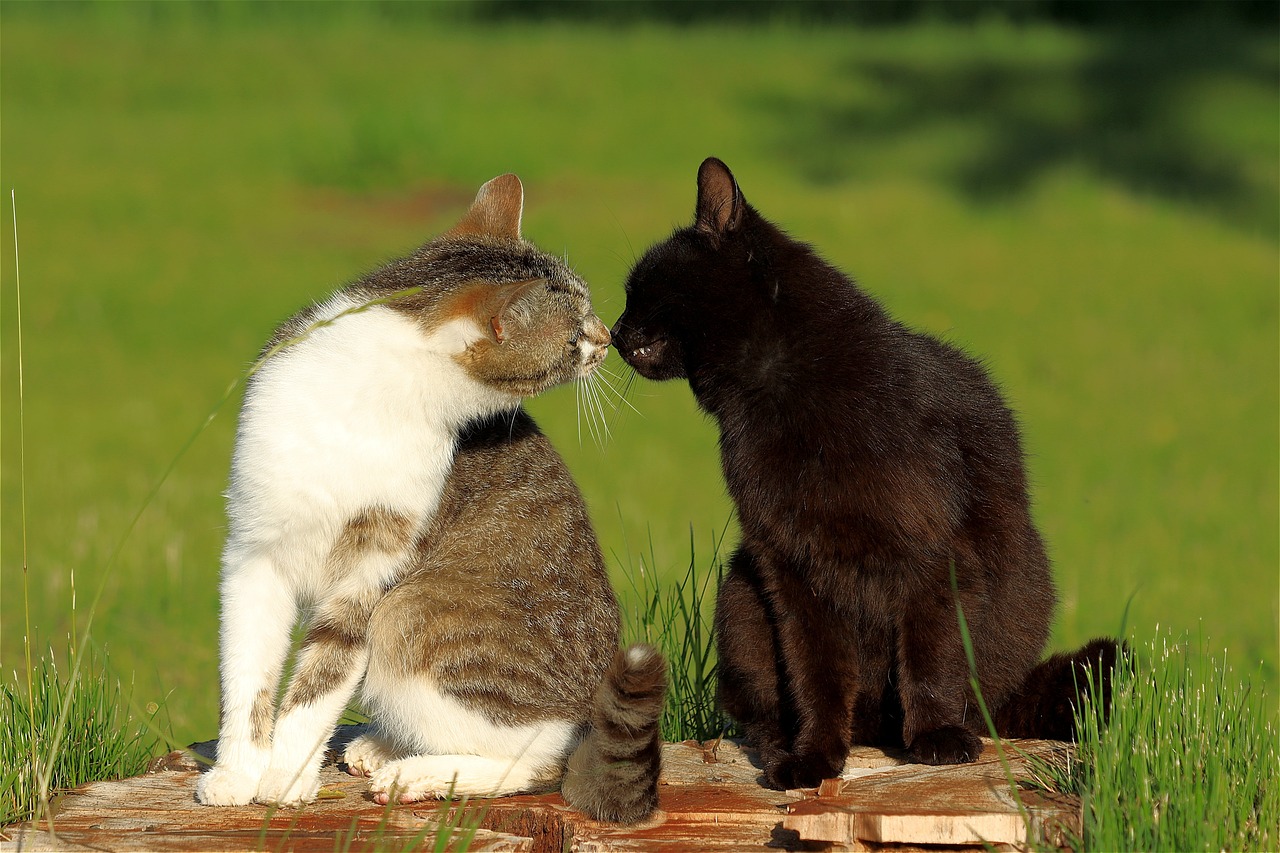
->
left=195, top=174, right=665, bottom=824
left=611, top=157, right=1118, bottom=790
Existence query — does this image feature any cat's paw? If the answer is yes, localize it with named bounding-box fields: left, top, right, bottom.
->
left=907, top=725, right=981, bottom=765
left=196, top=765, right=261, bottom=807
left=369, top=759, right=447, bottom=804
left=762, top=751, right=845, bottom=791
left=254, top=767, right=320, bottom=807
left=342, top=734, right=398, bottom=777
left=369, top=756, right=478, bottom=804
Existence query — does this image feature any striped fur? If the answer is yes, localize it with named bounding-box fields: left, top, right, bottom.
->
left=560, top=644, right=667, bottom=824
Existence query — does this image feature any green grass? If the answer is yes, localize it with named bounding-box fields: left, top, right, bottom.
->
left=1, top=2, right=1275, bottom=766
left=0, top=642, right=164, bottom=826
left=1041, top=632, right=1279, bottom=851
left=618, top=527, right=735, bottom=743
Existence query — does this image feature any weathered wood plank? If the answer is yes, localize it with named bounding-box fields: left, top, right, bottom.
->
left=784, top=740, right=1079, bottom=850
left=0, top=732, right=1078, bottom=852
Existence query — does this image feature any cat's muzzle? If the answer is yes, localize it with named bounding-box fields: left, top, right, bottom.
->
left=621, top=337, right=681, bottom=380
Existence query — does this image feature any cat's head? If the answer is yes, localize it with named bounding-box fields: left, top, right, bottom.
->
left=611, top=157, right=767, bottom=381
left=392, top=174, right=611, bottom=399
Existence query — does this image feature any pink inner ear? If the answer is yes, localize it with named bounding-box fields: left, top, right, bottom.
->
left=696, top=157, right=741, bottom=235
left=491, top=315, right=506, bottom=342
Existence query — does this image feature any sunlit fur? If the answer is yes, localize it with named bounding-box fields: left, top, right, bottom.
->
left=199, top=175, right=664, bottom=822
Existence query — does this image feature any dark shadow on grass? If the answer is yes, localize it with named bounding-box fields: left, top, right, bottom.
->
left=756, top=24, right=1279, bottom=237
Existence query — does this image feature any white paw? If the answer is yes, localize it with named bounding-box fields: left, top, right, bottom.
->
left=255, top=767, right=320, bottom=806
left=196, top=765, right=261, bottom=806
left=369, top=757, right=457, bottom=804
left=343, top=734, right=398, bottom=777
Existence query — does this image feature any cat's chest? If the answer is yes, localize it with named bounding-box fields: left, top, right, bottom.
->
left=234, top=303, right=506, bottom=516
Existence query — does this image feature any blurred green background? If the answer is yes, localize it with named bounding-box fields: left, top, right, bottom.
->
left=2, top=1, right=1276, bottom=746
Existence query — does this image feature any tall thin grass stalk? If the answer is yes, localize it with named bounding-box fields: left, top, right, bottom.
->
left=8, top=188, right=45, bottom=827
left=617, top=524, right=737, bottom=742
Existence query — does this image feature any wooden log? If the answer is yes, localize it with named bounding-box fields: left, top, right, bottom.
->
left=0, top=730, right=1078, bottom=851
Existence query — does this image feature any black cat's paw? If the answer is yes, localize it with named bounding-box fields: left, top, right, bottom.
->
left=907, top=725, right=981, bottom=765
left=763, top=751, right=844, bottom=790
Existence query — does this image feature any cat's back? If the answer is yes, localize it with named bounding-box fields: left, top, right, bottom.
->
left=245, top=292, right=438, bottom=426
left=426, top=409, right=612, bottom=597
left=717, top=263, right=1036, bottom=558
left=384, top=408, right=619, bottom=721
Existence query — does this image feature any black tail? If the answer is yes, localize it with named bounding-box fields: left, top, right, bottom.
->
left=561, top=644, right=667, bottom=823
left=994, top=637, right=1123, bottom=741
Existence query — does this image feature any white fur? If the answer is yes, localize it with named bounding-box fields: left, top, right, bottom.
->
left=343, top=732, right=403, bottom=776
left=198, top=295, right=518, bottom=807
left=358, top=664, right=579, bottom=801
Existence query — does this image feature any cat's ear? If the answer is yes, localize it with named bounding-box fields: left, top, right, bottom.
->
left=445, top=174, right=524, bottom=240
left=486, top=278, right=543, bottom=343
left=695, top=157, right=744, bottom=238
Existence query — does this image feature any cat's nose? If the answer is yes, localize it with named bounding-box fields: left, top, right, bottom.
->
left=610, top=319, right=636, bottom=351
left=587, top=316, right=611, bottom=349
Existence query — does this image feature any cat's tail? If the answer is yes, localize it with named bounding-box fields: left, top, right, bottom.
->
left=994, top=637, right=1123, bottom=741
left=561, top=643, right=667, bottom=824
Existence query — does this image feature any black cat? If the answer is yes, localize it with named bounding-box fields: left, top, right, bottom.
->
left=612, top=158, right=1118, bottom=790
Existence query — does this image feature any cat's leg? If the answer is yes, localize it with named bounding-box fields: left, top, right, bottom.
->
left=254, top=593, right=375, bottom=805
left=713, top=552, right=790, bottom=770
left=728, top=546, right=858, bottom=790
left=197, top=550, right=296, bottom=806
left=895, top=568, right=982, bottom=765
left=359, top=580, right=581, bottom=804
left=848, top=624, right=896, bottom=749
left=257, top=508, right=417, bottom=806
left=343, top=729, right=404, bottom=777
left=766, top=570, right=859, bottom=789
left=367, top=722, right=578, bottom=804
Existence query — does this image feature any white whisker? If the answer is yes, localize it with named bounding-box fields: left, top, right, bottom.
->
left=574, top=377, right=583, bottom=447
left=591, top=369, right=643, bottom=417
left=585, top=377, right=602, bottom=448
left=597, top=363, right=625, bottom=381
left=584, top=373, right=612, bottom=448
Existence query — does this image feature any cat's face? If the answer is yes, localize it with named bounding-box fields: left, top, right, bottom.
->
left=453, top=275, right=612, bottom=397
left=423, top=175, right=611, bottom=398
left=612, top=157, right=753, bottom=382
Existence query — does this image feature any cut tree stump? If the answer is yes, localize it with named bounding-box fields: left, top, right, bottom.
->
left=1, top=727, right=1078, bottom=852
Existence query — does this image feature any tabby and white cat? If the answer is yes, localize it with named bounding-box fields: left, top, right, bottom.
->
left=196, top=175, right=665, bottom=823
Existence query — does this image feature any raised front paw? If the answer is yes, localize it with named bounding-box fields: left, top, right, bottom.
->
left=255, top=767, right=320, bottom=806
left=342, top=734, right=398, bottom=777
left=196, top=765, right=261, bottom=806
left=907, top=725, right=981, bottom=765
left=763, top=750, right=845, bottom=790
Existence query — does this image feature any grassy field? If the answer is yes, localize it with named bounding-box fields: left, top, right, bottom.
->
left=1, top=4, right=1276, bottom=758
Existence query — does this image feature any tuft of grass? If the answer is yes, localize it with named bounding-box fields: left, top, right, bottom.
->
left=1039, top=631, right=1279, bottom=851
left=0, top=642, right=165, bottom=826
left=954, top=561, right=1279, bottom=852
left=617, top=527, right=737, bottom=743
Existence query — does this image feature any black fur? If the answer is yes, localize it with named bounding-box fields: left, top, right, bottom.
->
left=613, top=158, right=1119, bottom=788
